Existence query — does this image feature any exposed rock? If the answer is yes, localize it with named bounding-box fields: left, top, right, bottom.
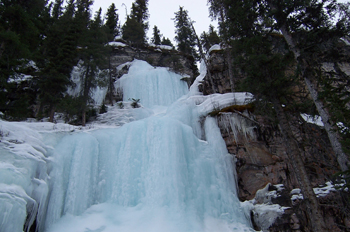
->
left=108, top=42, right=195, bottom=81
left=204, top=38, right=350, bottom=231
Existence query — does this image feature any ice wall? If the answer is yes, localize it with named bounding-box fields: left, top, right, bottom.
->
left=0, top=60, right=255, bottom=232
left=0, top=121, right=49, bottom=232
left=115, top=60, right=188, bottom=107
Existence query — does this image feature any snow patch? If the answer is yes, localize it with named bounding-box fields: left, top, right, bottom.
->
left=197, top=92, right=254, bottom=116
left=149, top=44, right=174, bottom=50
left=241, top=184, right=289, bottom=231
left=107, top=41, right=127, bottom=47
left=300, top=113, right=324, bottom=127
left=208, top=44, right=222, bottom=54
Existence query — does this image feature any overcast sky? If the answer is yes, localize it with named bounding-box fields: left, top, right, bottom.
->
left=91, top=0, right=350, bottom=44
left=90, top=0, right=217, bottom=44
left=54, top=0, right=350, bottom=44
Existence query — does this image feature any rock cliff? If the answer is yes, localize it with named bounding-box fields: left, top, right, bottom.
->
left=108, top=41, right=196, bottom=83
left=203, top=39, right=350, bottom=231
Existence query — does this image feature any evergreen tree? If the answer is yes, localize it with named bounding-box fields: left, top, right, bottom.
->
left=173, top=6, right=198, bottom=59
left=51, top=0, right=64, bottom=20
left=37, top=0, right=78, bottom=121
left=151, top=25, right=162, bottom=45
left=77, top=7, right=108, bottom=126
left=122, top=0, right=149, bottom=46
left=104, top=3, right=120, bottom=41
left=130, top=0, right=149, bottom=32
left=161, top=37, right=174, bottom=47
left=200, top=25, right=221, bottom=52
left=122, top=16, right=145, bottom=46
left=0, top=0, right=48, bottom=118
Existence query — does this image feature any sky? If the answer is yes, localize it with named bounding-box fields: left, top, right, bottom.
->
left=54, top=0, right=350, bottom=45
left=90, top=0, right=218, bottom=44
left=91, top=0, right=350, bottom=44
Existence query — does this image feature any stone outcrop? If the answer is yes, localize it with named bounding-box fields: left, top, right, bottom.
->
left=108, top=41, right=196, bottom=81
left=203, top=39, right=350, bottom=231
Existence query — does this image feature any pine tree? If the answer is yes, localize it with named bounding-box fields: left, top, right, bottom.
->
left=77, top=7, right=108, bottom=126
left=122, top=0, right=149, bottom=46
left=200, top=25, right=221, bottom=52
left=37, top=0, right=78, bottom=121
left=0, top=0, right=48, bottom=118
left=151, top=25, right=162, bottom=45
left=130, top=0, right=149, bottom=32
left=173, top=6, right=198, bottom=59
left=104, top=3, right=120, bottom=41
left=161, top=37, right=174, bottom=47
left=122, top=16, right=145, bottom=46
left=52, top=0, right=64, bottom=20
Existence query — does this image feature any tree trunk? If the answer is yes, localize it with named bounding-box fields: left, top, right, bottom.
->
left=226, top=48, right=235, bottom=93
left=304, top=77, right=350, bottom=171
left=190, top=21, right=217, bottom=94
left=273, top=99, right=328, bottom=232
left=81, top=64, right=91, bottom=127
left=49, top=104, right=55, bottom=123
left=108, top=53, right=114, bottom=106
left=271, top=9, right=350, bottom=171
left=0, top=41, right=4, bottom=60
left=82, top=110, right=86, bottom=127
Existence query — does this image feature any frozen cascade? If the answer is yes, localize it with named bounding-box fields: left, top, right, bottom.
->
left=115, top=60, right=188, bottom=107
left=0, top=60, right=255, bottom=232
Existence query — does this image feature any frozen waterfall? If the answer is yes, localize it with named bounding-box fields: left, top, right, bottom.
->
left=0, top=60, right=254, bottom=232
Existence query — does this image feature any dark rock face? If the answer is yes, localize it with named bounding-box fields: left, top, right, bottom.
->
left=201, top=50, right=232, bottom=95
left=204, top=40, right=350, bottom=231
left=109, top=44, right=195, bottom=81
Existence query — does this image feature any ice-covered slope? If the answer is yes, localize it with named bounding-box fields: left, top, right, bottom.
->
left=0, top=59, right=255, bottom=232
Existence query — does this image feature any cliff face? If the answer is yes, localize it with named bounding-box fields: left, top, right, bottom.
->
left=203, top=40, right=350, bottom=231
left=108, top=43, right=195, bottom=82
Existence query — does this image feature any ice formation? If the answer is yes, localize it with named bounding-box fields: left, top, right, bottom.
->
left=0, top=59, right=256, bottom=232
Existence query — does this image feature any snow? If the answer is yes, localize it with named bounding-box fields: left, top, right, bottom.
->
left=114, top=35, right=122, bottom=41
left=116, top=61, right=132, bottom=71
left=241, top=184, right=289, bottom=231
left=300, top=113, right=324, bottom=127
left=197, top=92, right=254, bottom=116
left=189, top=59, right=207, bottom=96
left=149, top=44, right=174, bottom=50
left=313, top=181, right=346, bottom=197
left=340, top=37, right=350, bottom=46
left=337, top=122, right=349, bottom=134
left=290, top=181, right=346, bottom=204
left=290, top=188, right=304, bottom=202
left=107, top=41, right=127, bottom=47
left=7, top=74, right=33, bottom=84
left=274, top=184, right=285, bottom=192
left=208, top=44, right=222, bottom=54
